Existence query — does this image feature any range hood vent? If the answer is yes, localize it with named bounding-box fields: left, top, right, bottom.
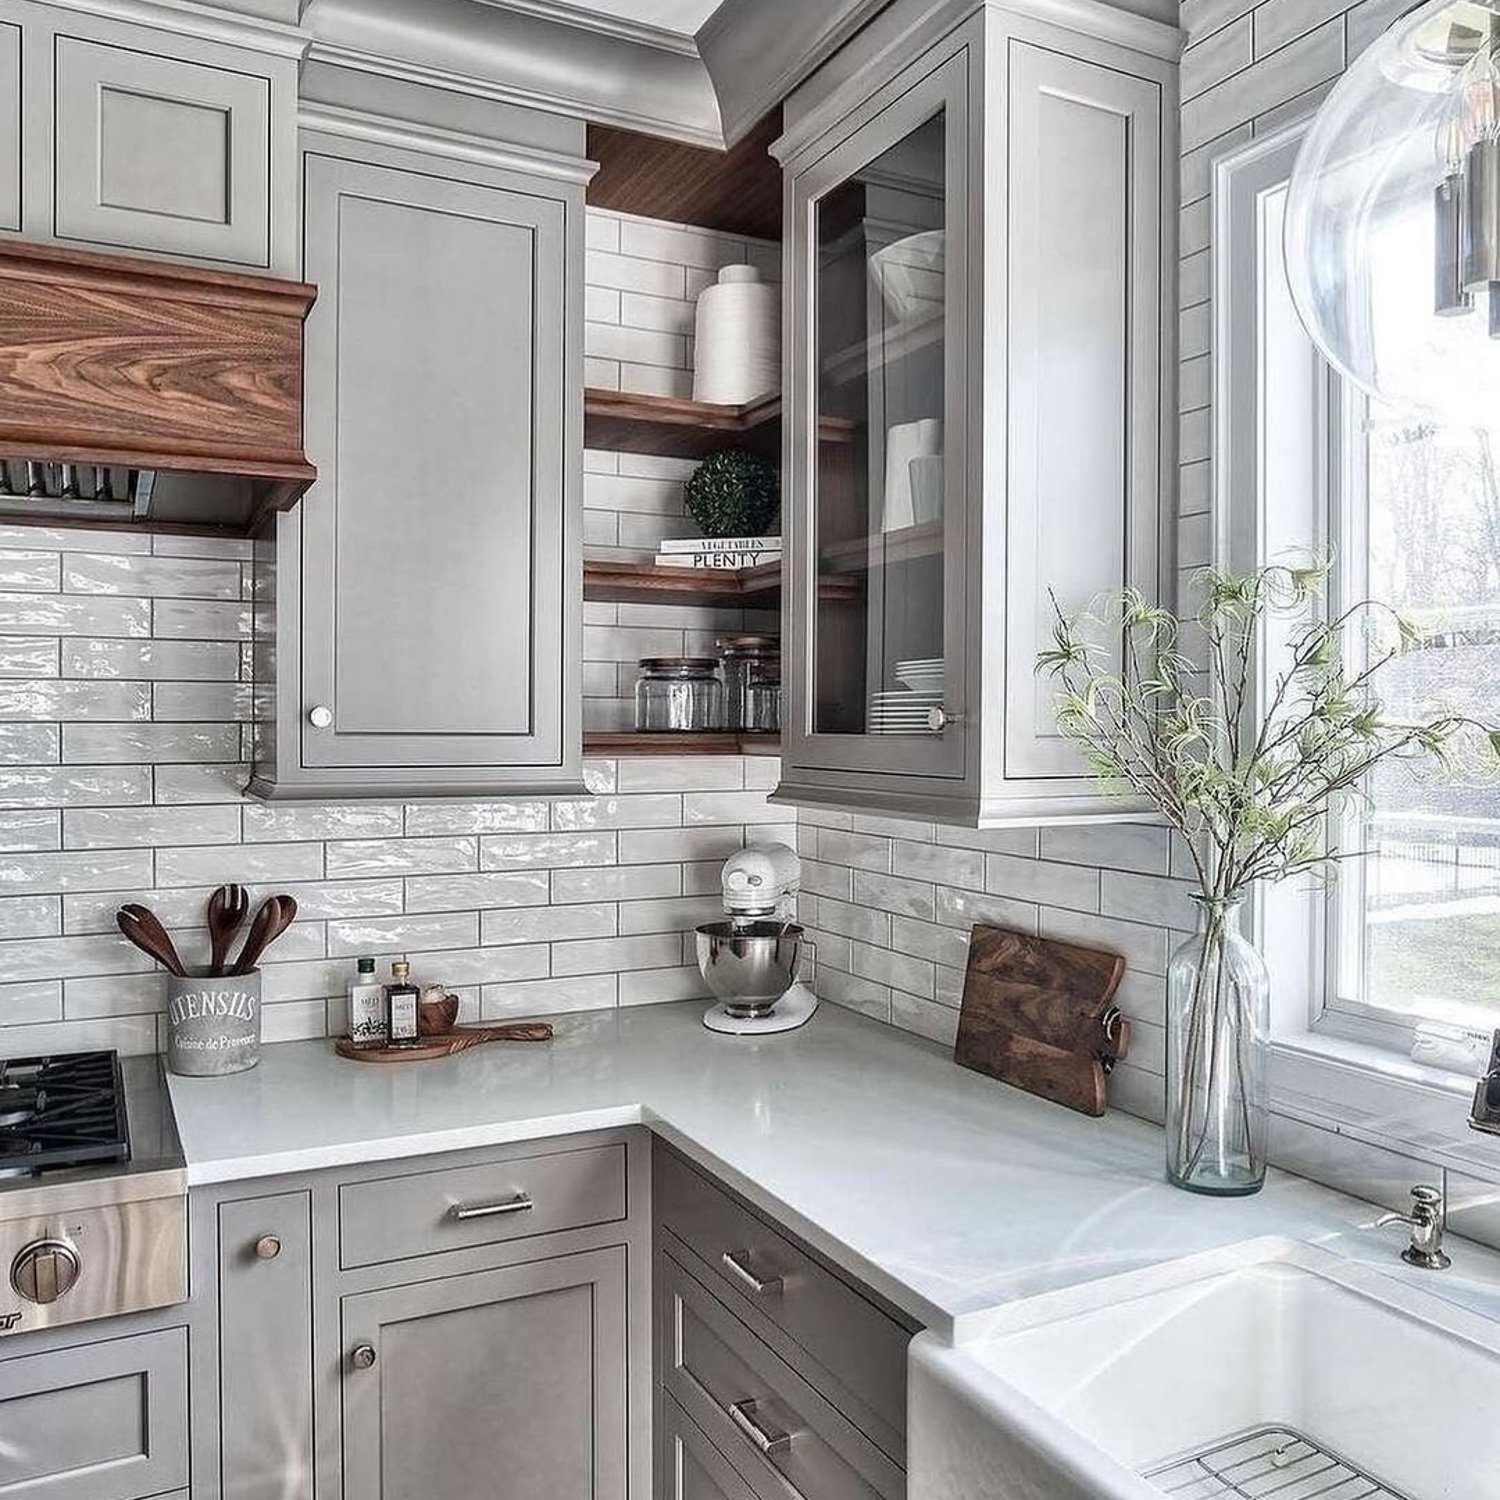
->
left=0, top=241, right=317, bottom=535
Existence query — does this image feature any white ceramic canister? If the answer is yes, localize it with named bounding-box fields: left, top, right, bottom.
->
left=693, top=264, right=780, bottom=405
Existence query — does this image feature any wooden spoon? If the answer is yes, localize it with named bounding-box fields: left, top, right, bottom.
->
left=206, top=883, right=250, bottom=976
left=117, top=904, right=188, bottom=977
left=232, top=894, right=298, bottom=975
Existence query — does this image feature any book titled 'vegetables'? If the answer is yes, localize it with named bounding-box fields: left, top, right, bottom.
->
left=658, top=536, right=781, bottom=554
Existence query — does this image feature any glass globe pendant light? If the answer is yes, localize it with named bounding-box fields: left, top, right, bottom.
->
left=1285, top=0, right=1500, bottom=423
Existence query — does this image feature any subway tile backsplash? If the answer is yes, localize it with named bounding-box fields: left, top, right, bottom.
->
left=0, top=207, right=786, bottom=1057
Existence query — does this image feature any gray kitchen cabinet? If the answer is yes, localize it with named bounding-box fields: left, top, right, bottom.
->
left=54, top=37, right=273, bottom=265
left=250, top=108, right=588, bottom=798
left=0, top=1324, right=189, bottom=1500
left=217, top=1191, right=315, bottom=1500
left=653, top=1142, right=917, bottom=1500
left=773, top=0, right=1178, bottom=826
left=0, top=22, right=18, bottom=231
left=0, top=0, right=300, bottom=272
left=341, top=1246, right=629, bottom=1500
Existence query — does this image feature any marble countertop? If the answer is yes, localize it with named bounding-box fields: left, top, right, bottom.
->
left=165, top=1000, right=1495, bottom=1340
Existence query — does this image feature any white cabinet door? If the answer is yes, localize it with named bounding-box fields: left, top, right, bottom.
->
left=1002, top=42, right=1164, bottom=784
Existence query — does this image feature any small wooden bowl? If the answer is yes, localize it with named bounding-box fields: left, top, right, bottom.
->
left=418, top=993, right=460, bottom=1037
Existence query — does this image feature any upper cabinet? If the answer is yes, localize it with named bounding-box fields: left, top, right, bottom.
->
left=248, top=77, right=589, bottom=799
left=0, top=0, right=300, bottom=274
left=774, top=0, right=1177, bottom=826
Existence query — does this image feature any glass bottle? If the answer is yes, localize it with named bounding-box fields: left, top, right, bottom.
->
left=1165, top=895, right=1270, bottom=1196
left=385, top=957, right=421, bottom=1049
left=348, top=956, right=386, bottom=1049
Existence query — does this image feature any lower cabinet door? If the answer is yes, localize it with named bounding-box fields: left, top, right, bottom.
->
left=0, top=1325, right=188, bottom=1500
left=341, top=1247, right=628, bottom=1500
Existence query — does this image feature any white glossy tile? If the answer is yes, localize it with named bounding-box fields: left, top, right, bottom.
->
left=403, top=801, right=550, bottom=836
left=0, top=679, right=150, bottom=721
left=327, top=912, right=479, bottom=958
left=0, top=810, right=59, bottom=852
left=326, top=837, right=476, bottom=879
left=0, top=894, right=59, bottom=939
left=245, top=804, right=403, bottom=843
left=481, top=903, right=615, bottom=945
left=0, top=848, right=151, bottom=894
left=0, top=592, right=149, bottom=638
left=151, top=597, right=252, bottom=640
left=155, top=841, right=323, bottom=888
left=550, top=863, right=682, bottom=903
left=62, top=722, right=240, bottom=763
left=552, top=932, right=681, bottom=976
left=63, top=804, right=241, bottom=850
left=550, top=793, right=680, bottom=830
left=0, top=637, right=57, bottom=679
left=480, top=974, right=616, bottom=1019
left=0, top=765, right=150, bottom=806
left=618, top=964, right=706, bottom=1005
left=479, top=832, right=616, bottom=870
left=152, top=681, right=252, bottom=721
left=64, top=552, right=240, bottom=600
left=0, top=979, right=62, bottom=1023
left=403, top=871, right=548, bottom=913
left=60, top=637, right=240, bottom=681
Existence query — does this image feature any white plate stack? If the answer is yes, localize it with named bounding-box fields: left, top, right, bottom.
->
left=893, top=658, right=943, bottom=694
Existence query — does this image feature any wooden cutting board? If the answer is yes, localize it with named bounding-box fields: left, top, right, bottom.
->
left=334, top=1022, right=553, bottom=1063
left=954, top=925, right=1128, bottom=1117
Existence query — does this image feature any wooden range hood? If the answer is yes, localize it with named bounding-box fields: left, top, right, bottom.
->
left=0, top=241, right=317, bottom=535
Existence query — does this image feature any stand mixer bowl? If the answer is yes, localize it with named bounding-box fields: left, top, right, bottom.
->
left=696, top=921, right=804, bottom=1019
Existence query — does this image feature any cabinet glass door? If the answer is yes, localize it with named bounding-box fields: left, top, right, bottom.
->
left=791, top=56, right=967, bottom=778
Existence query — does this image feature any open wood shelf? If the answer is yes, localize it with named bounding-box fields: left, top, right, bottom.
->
left=584, top=731, right=781, bottom=757
left=583, top=388, right=854, bottom=460
left=583, top=557, right=860, bottom=607
left=818, top=521, right=943, bottom=573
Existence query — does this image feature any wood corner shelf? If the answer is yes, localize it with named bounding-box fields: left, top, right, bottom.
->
left=582, top=387, right=854, bottom=461
left=583, top=731, right=781, bottom=757
left=582, top=556, right=859, bottom=607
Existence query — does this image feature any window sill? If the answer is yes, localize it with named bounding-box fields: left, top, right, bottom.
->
left=1270, top=1031, right=1500, bottom=1182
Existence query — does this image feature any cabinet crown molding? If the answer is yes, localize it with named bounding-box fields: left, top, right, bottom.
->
left=301, top=0, right=724, bottom=147
left=23, top=0, right=309, bottom=56
left=298, top=91, right=598, bottom=182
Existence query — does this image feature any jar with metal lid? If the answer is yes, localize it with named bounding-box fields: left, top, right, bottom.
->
left=717, top=634, right=779, bottom=731
left=634, top=658, right=724, bottom=732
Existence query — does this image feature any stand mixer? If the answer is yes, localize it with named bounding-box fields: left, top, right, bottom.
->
left=696, top=843, right=819, bottom=1036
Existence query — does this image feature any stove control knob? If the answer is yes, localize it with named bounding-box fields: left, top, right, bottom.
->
left=11, top=1239, right=81, bottom=1304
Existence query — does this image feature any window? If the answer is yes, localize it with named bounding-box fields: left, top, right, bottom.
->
left=1330, top=408, right=1500, bottom=1038
left=1219, top=123, right=1500, bottom=1063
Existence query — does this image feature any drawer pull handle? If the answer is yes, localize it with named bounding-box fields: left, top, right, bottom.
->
left=721, top=1249, right=782, bottom=1296
left=728, top=1398, right=792, bottom=1458
left=450, top=1193, right=534, bottom=1222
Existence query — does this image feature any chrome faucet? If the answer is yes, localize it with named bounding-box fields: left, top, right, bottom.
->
left=1469, top=1028, right=1500, bottom=1137
left=1377, top=1185, right=1450, bottom=1270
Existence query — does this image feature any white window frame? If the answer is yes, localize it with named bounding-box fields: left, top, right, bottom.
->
left=1212, top=121, right=1500, bottom=1174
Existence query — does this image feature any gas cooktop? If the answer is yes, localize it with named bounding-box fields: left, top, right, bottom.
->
left=0, top=1051, right=131, bottom=1174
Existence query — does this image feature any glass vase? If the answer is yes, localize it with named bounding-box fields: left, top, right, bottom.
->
left=1166, top=894, right=1270, bottom=1196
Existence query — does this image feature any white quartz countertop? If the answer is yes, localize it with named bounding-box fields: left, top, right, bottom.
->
left=165, top=1001, right=1482, bottom=1340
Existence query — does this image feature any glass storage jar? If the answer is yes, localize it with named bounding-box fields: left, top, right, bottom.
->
left=742, top=659, right=782, bottom=733
left=717, top=635, right=780, bottom=731
left=634, top=658, right=724, bottom=732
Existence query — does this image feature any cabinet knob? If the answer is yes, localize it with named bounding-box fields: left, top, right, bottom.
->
left=351, top=1343, right=377, bottom=1370
left=254, top=1234, right=282, bottom=1261
left=308, top=705, right=334, bottom=729
left=927, top=707, right=964, bottom=733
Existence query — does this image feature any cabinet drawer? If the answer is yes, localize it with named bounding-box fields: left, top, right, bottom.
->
left=54, top=36, right=272, bottom=266
left=339, top=1142, right=627, bottom=1267
left=655, top=1144, right=910, bottom=1459
left=659, top=1250, right=904, bottom=1500
left=660, top=1389, right=766, bottom=1500
left=0, top=1325, right=188, bottom=1500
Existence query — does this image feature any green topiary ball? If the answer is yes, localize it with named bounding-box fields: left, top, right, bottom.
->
left=684, top=450, right=780, bottom=538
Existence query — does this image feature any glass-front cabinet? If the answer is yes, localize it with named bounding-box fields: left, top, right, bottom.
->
left=775, top=1, right=1175, bottom=825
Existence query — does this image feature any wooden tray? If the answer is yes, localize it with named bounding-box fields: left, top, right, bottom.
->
left=334, top=1022, right=553, bottom=1063
left=954, top=926, right=1128, bottom=1117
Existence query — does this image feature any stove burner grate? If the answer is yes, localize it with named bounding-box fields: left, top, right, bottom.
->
left=0, top=1051, right=129, bottom=1171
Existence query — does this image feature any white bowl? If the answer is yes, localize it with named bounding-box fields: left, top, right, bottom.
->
left=869, top=231, right=946, bottom=321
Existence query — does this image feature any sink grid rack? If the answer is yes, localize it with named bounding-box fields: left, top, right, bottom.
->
left=1145, top=1425, right=1411, bottom=1500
